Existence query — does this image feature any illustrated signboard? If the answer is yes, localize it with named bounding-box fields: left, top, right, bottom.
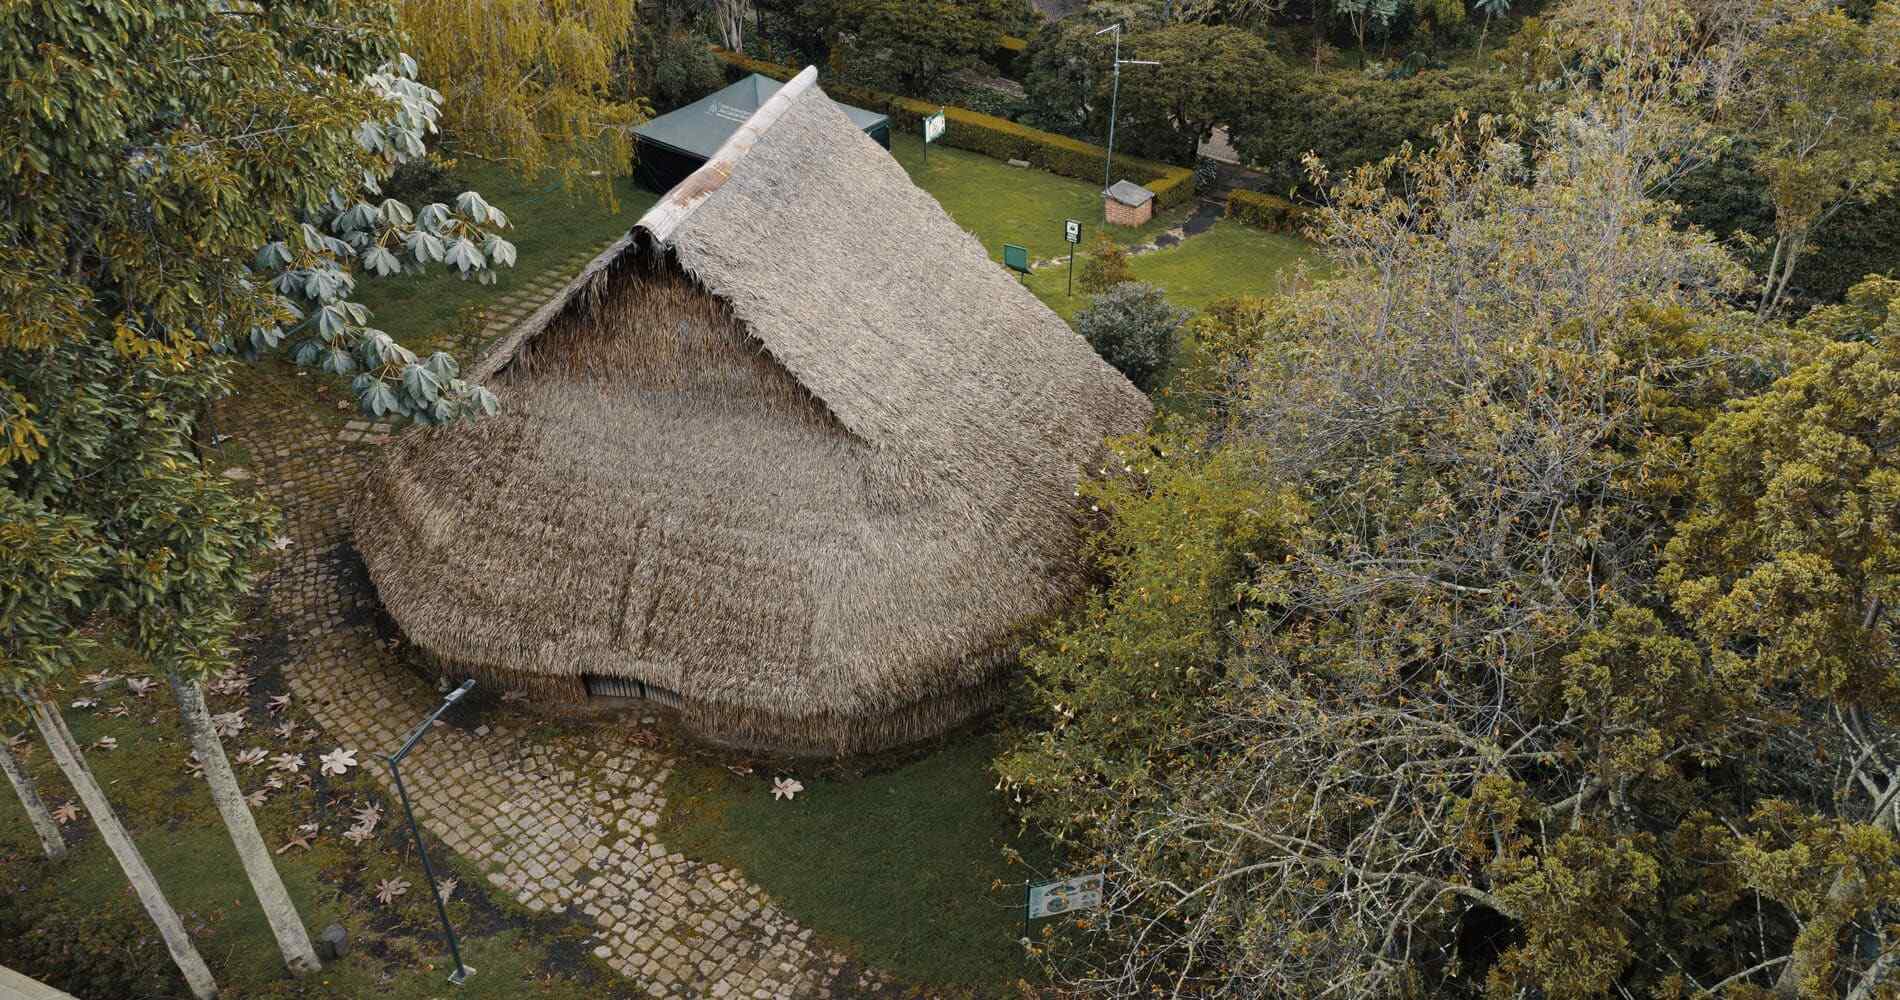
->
left=1027, top=873, right=1104, bottom=920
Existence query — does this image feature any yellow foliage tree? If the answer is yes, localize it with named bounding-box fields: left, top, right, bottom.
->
left=400, top=0, right=646, bottom=200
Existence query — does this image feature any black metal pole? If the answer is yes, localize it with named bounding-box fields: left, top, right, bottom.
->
left=388, top=678, right=476, bottom=985
left=1067, top=247, right=1074, bottom=297
left=1023, top=881, right=1031, bottom=942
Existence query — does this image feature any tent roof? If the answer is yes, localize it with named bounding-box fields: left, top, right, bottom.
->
left=633, top=73, right=889, bottom=159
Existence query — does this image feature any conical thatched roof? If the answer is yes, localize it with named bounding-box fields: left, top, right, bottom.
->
left=354, top=67, right=1151, bottom=755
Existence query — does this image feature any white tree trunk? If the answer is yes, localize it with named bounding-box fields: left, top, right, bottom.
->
left=716, top=0, right=747, bottom=53
left=28, top=695, right=218, bottom=999
left=169, top=673, right=321, bottom=975
left=0, top=735, right=66, bottom=860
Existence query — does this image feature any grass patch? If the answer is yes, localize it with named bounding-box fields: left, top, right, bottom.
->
left=1028, top=220, right=1328, bottom=324
left=658, top=734, right=1052, bottom=994
left=890, top=132, right=1187, bottom=263
left=352, top=160, right=660, bottom=355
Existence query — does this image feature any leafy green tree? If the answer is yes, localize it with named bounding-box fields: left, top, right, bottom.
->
left=1020, top=14, right=1115, bottom=137
left=1233, top=65, right=1529, bottom=193
left=1662, top=278, right=1900, bottom=998
left=1105, top=22, right=1285, bottom=166
left=2, top=1, right=519, bottom=992
left=1331, top=0, right=1403, bottom=57
left=642, top=23, right=728, bottom=112
left=999, top=32, right=1900, bottom=990
left=1473, top=0, right=1508, bottom=52
left=831, top=0, right=1019, bottom=98
left=1744, top=0, right=1900, bottom=316
left=1075, top=281, right=1188, bottom=392
left=400, top=0, right=644, bottom=198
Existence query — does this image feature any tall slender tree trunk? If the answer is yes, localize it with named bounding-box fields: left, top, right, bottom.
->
left=1758, top=232, right=1809, bottom=318
left=716, top=0, right=747, bottom=53
left=169, top=673, right=321, bottom=975
left=1759, top=233, right=1791, bottom=317
left=1, top=735, right=66, bottom=860
left=28, top=695, right=218, bottom=999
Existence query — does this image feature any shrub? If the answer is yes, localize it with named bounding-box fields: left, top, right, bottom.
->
left=712, top=48, right=1197, bottom=209
left=1225, top=189, right=1312, bottom=233
left=1076, top=281, right=1188, bottom=392
left=379, top=154, right=464, bottom=209
left=1078, top=232, right=1134, bottom=293
left=1194, top=155, right=1221, bottom=191
left=649, top=32, right=727, bottom=113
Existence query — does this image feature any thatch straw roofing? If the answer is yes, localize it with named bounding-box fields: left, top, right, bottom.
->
left=354, top=66, right=1151, bottom=755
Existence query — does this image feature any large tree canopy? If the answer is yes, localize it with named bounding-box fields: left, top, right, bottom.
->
left=1, top=1, right=531, bottom=991
left=997, top=2, right=1900, bottom=993
left=2, top=0, right=511, bottom=690
left=1021, top=10, right=1282, bottom=165
left=1743, top=0, right=1900, bottom=315
left=829, top=0, right=1020, bottom=99
left=400, top=0, right=645, bottom=197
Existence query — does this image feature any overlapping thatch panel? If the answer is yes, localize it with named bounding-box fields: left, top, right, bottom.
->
left=355, top=67, right=1151, bottom=755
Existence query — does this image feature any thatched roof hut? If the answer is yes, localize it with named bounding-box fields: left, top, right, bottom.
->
left=354, top=67, right=1151, bottom=756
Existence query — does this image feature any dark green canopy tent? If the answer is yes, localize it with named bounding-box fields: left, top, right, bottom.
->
left=633, top=74, right=892, bottom=193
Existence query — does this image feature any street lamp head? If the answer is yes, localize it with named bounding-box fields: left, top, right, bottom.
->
left=1120, top=59, right=1162, bottom=66
left=1093, top=21, right=1121, bottom=35
left=444, top=678, right=476, bottom=703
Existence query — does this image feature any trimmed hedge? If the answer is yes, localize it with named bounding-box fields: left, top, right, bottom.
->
left=1225, top=189, right=1311, bottom=234
left=713, top=48, right=1196, bottom=210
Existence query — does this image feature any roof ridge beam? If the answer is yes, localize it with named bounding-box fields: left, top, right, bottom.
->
left=637, top=65, right=821, bottom=246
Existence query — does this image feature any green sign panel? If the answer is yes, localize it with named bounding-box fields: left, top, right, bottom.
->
left=1002, top=243, right=1030, bottom=275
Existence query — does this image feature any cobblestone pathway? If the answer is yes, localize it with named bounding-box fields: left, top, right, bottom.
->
left=219, top=246, right=899, bottom=998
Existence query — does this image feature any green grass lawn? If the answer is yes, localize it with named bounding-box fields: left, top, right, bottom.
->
left=889, top=133, right=1188, bottom=263
left=658, top=735, right=1053, bottom=994
left=353, top=160, right=659, bottom=354
left=1027, top=220, right=1329, bottom=323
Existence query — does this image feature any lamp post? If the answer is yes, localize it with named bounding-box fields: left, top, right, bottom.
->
left=388, top=678, right=477, bottom=985
left=1094, top=22, right=1161, bottom=192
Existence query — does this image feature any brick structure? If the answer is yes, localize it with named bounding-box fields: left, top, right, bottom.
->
left=1104, top=179, right=1155, bottom=226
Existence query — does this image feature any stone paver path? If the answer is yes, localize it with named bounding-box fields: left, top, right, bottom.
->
left=220, top=246, right=901, bottom=998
